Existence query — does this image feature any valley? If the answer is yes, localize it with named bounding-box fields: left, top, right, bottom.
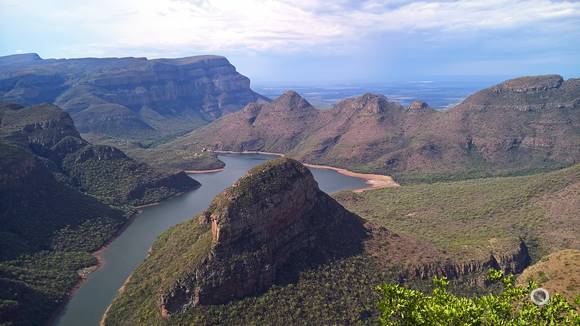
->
left=54, top=154, right=372, bottom=326
left=2, top=1, right=579, bottom=324
left=0, top=54, right=578, bottom=326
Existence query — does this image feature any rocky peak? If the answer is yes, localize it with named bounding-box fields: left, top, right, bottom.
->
left=161, top=158, right=367, bottom=314
left=200, top=158, right=318, bottom=249
left=407, top=100, right=430, bottom=111
left=0, top=53, right=42, bottom=67
left=271, top=91, right=313, bottom=111
left=494, top=75, right=563, bottom=93
left=340, top=93, right=400, bottom=115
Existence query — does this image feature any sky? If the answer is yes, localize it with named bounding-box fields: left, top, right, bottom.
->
left=1, top=0, right=579, bottom=84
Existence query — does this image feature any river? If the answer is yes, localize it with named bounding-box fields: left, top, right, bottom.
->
left=54, top=154, right=368, bottom=326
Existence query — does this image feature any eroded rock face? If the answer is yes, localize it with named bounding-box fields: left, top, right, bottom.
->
left=408, top=100, right=430, bottom=111
left=161, top=158, right=367, bottom=314
left=0, top=53, right=267, bottom=140
left=494, top=75, right=563, bottom=93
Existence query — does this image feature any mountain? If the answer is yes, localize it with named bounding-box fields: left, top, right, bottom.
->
left=166, top=75, right=580, bottom=182
left=0, top=102, right=199, bottom=206
left=0, top=102, right=200, bottom=326
left=0, top=53, right=267, bottom=142
left=102, top=158, right=532, bottom=325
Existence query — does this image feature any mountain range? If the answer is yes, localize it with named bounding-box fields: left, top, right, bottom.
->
left=0, top=53, right=266, bottom=142
left=165, top=75, right=580, bottom=182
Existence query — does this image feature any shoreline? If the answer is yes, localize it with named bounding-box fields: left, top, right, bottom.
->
left=185, top=167, right=225, bottom=174
left=49, top=191, right=189, bottom=325
left=211, top=150, right=399, bottom=192
left=302, top=163, right=399, bottom=192
left=214, top=150, right=284, bottom=157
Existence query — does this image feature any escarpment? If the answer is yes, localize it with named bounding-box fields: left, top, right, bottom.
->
left=160, top=158, right=368, bottom=314
left=399, top=240, right=531, bottom=282
left=0, top=53, right=267, bottom=141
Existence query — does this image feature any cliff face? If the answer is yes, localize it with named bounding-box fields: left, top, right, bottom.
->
left=0, top=54, right=266, bottom=140
left=170, top=75, right=580, bottom=182
left=161, top=158, right=367, bottom=313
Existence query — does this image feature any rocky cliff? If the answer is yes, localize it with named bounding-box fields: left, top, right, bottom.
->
left=167, top=75, right=580, bottom=183
left=161, top=158, right=367, bottom=313
left=0, top=53, right=267, bottom=141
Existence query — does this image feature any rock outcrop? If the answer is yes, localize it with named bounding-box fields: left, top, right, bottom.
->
left=0, top=53, right=267, bottom=140
left=160, top=158, right=367, bottom=314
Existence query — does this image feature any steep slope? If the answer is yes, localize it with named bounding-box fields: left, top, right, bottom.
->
left=0, top=102, right=199, bottom=206
left=0, top=53, right=266, bottom=141
left=0, top=142, right=127, bottom=326
left=103, top=158, right=531, bottom=325
left=0, top=103, right=199, bottom=325
left=169, top=75, right=580, bottom=183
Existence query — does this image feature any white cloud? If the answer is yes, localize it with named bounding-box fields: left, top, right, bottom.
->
left=3, top=0, right=580, bottom=54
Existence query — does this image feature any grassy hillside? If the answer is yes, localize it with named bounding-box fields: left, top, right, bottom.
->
left=518, top=249, right=580, bottom=304
left=335, top=164, right=580, bottom=263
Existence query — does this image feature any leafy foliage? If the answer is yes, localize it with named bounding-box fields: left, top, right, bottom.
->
left=377, top=269, right=580, bottom=325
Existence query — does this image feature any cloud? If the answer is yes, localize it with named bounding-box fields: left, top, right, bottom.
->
left=2, top=0, right=580, bottom=55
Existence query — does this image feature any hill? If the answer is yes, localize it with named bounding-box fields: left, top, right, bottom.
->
left=335, top=163, right=580, bottom=267
left=0, top=102, right=200, bottom=325
left=166, top=75, right=580, bottom=182
left=517, top=249, right=580, bottom=304
left=0, top=53, right=267, bottom=142
left=0, top=102, right=199, bottom=206
left=102, top=158, right=540, bottom=325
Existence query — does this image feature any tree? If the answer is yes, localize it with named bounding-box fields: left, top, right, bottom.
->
left=377, top=269, right=579, bottom=325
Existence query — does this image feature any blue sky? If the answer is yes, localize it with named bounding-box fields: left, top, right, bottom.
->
left=1, top=0, right=579, bottom=84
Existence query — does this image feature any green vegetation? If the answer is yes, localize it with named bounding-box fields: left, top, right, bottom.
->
left=377, top=270, right=579, bottom=325
left=131, top=148, right=225, bottom=172
left=106, top=249, right=499, bottom=326
left=335, top=164, right=580, bottom=262
left=104, top=218, right=212, bottom=325
left=0, top=251, right=97, bottom=325
left=0, top=145, right=129, bottom=325
left=0, top=103, right=199, bottom=325
left=208, top=157, right=308, bottom=212
left=62, top=145, right=199, bottom=206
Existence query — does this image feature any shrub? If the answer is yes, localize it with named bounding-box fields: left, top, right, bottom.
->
left=377, top=269, right=579, bottom=325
